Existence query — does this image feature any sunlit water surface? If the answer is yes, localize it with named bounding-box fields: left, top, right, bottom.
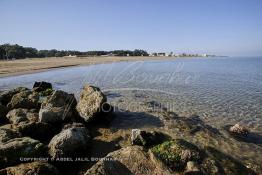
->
left=1, top=57, right=262, bottom=132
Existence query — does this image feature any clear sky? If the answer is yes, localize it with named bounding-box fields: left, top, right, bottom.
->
left=0, top=0, right=262, bottom=56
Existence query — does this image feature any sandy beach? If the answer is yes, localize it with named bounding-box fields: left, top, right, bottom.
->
left=0, top=56, right=175, bottom=77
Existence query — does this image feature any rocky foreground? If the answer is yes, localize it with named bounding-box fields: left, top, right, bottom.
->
left=0, top=82, right=259, bottom=175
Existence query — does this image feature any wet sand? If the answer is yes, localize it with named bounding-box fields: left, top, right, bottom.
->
left=0, top=56, right=175, bottom=77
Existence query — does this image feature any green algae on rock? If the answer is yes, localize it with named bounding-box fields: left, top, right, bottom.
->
left=151, top=139, right=202, bottom=171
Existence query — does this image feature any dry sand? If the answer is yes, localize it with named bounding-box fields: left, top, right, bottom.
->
left=0, top=56, right=175, bottom=77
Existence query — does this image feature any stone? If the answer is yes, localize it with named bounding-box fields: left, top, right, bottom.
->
left=76, top=85, right=111, bottom=122
left=6, top=108, right=38, bottom=124
left=7, top=90, right=39, bottom=110
left=0, top=128, right=20, bottom=143
left=0, top=104, right=8, bottom=123
left=85, top=146, right=172, bottom=175
left=0, top=137, right=46, bottom=168
left=33, top=81, right=52, bottom=92
left=185, top=161, right=201, bottom=174
left=200, top=158, right=221, bottom=175
left=48, top=124, right=91, bottom=158
left=131, top=129, right=165, bottom=147
left=0, top=162, right=61, bottom=175
left=39, top=90, right=77, bottom=123
left=180, top=149, right=201, bottom=164
left=229, top=124, right=249, bottom=137
left=0, top=87, right=29, bottom=106
left=16, top=122, right=57, bottom=141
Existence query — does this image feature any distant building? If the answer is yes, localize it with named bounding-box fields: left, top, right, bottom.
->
left=157, top=53, right=166, bottom=56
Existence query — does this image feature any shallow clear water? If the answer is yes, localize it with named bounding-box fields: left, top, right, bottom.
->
left=1, top=57, right=262, bottom=131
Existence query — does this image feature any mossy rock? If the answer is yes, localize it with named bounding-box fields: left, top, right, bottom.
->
left=151, top=139, right=202, bottom=171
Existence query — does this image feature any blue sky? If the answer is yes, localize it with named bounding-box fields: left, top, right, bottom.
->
left=0, top=0, right=262, bottom=56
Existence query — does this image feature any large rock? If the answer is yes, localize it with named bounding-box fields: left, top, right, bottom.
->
left=0, top=87, right=29, bottom=106
left=131, top=129, right=166, bottom=147
left=33, top=81, right=52, bottom=92
left=0, top=104, right=8, bottom=123
left=48, top=124, right=91, bottom=158
left=39, top=90, right=77, bottom=123
left=0, top=137, right=46, bottom=168
left=0, top=162, right=61, bottom=175
left=0, top=128, right=20, bottom=143
left=76, top=85, right=110, bottom=122
left=85, top=146, right=172, bottom=175
left=7, top=90, right=39, bottom=110
left=6, top=108, right=38, bottom=124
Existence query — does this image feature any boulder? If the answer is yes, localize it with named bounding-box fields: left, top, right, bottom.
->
left=7, top=90, right=39, bottom=110
left=6, top=108, right=38, bottom=124
left=131, top=129, right=166, bottom=147
left=85, top=146, right=172, bottom=175
left=229, top=124, right=249, bottom=137
left=150, top=139, right=202, bottom=171
left=33, top=81, right=52, bottom=92
left=0, top=162, right=61, bottom=175
left=0, top=137, right=46, bottom=168
left=0, top=87, right=29, bottom=106
left=48, top=124, right=91, bottom=158
left=76, top=85, right=111, bottom=122
left=39, top=90, right=77, bottom=123
left=0, top=128, right=20, bottom=143
left=0, top=104, right=8, bottom=123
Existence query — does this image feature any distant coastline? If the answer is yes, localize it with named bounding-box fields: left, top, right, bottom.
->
left=0, top=56, right=177, bottom=78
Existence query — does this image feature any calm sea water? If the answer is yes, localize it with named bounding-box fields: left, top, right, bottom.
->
left=1, top=57, right=262, bottom=131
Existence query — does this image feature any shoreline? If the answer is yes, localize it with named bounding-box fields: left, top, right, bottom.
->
left=0, top=56, right=178, bottom=78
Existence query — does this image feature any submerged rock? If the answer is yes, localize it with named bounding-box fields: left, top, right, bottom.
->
left=85, top=146, right=172, bottom=175
left=0, top=87, right=29, bottom=106
left=48, top=124, right=91, bottom=158
left=205, top=146, right=255, bottom=175
left=131, top=129, right=166, bottom=147
left=200, top=157, right=221, bottom=175
left=76, top=85, right=111, bottom=122
left=33, top=81, right=52, bottom=92
left=0, top=137, right=46, bottom=168
left=229, top=124, right=249, bottom=137
left=39, top=90, right=77, bottom=123
left=7, top=90, right=39, bottom=110
left=0, top=162, right=61, bottom=175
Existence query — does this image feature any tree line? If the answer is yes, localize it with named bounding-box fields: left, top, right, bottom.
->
left=0, top=44, right=149, bottom=60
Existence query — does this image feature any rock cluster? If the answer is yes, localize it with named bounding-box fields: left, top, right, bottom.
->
left=0, top=82, right=112, bottom=174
